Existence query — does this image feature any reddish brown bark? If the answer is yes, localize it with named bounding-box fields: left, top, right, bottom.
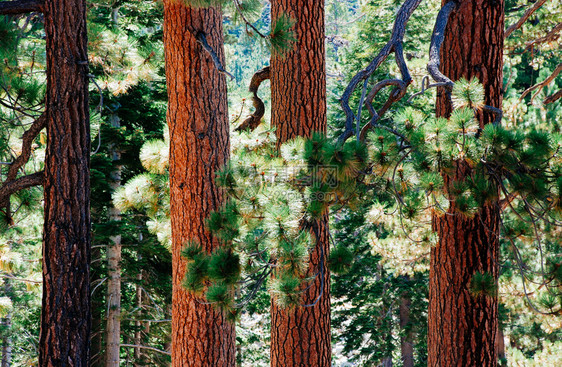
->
left=163, top=2, right=235, bottom=366
left=270, top=1, right=330, bottom=366
left=39, top=0, right=91, bottom=365
left=429, top=0, right=504, bottom=366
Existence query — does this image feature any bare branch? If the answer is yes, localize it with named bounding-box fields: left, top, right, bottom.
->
left=235, top=66, right=270, bottom=132
left=0, top=171, right=43, bottom=205
left=338, top=0, right=423, bottom=144
left=519, top=63, right=562, bottom=101
left=0, top=0, right=43, bottom=15
left=195, top=31, right=235, bottom=80
left=505, top=0, right=548, bottom=38
left=544, top=89, right=562, bottom=104
left=120, top=344, right=171, bottom=356
left=427, top=1, right=457, bottom=91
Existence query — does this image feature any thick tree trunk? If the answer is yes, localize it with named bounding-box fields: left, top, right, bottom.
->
left=106, top=114, right=122, bottom=367
left=163, top=2, right=235, bottom=366
left=40, top=0, right=91, bottom=366
left=429, top=0, right=504, bottom=366
left=270, top=1, right=330, bottom=366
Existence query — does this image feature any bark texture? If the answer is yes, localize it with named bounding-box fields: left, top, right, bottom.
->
left=163, top=2, right=235, bottom=366
left=270, top=1, right=330, bottom=366
left=40, top=0, right=91, bottom=365
left=429, top=0, right=504, bottom=366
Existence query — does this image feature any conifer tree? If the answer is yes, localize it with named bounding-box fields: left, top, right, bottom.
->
left=269, top=1, right=331, bottom=366
left=162, top=1, right=234, bottom=365
left=428, top=1, right=504, bottom=365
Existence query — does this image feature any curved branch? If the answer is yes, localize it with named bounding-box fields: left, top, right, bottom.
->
left=0, top=0, right=43, bottom=15
left=427, top=1, right=457, bottom=91
left=195, top=31, right=235, bottom=80
left=505, top=0, right=547, bottom=38
left=235, top=66, right=270, bottom=132
left=338, top=0, right=423, bottom=144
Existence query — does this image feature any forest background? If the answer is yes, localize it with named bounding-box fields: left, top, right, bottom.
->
left=0, top=0, right=561, bottom=366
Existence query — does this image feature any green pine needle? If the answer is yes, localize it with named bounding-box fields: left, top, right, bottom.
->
left=451, top=78, right=484, bottom=110
left=208, top=248, right=241, bottom=285
left=269, top=13, right=297, bottom=54
left=329, top=245, right=354, bottom=274
left=469, top=271, right=497, bottom=298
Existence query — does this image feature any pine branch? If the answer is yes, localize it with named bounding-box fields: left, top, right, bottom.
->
left=519, top=63, right=562, bottom=102
left=0, top=171, right=43, bottom=205
left=235, top=66, right=270, bottom=132
left=505, top=0, right=548, bottom=38
left=524, top=22, right=562, bottom=51
left=195, top=31, right=235, bottom=80
left=0, top=0, right=43, bottom=15
left=543, top=89, right=562, bottom=104
left=338, top=0, right=423, bottom=144
left=6, top=113, right=46, bottom=183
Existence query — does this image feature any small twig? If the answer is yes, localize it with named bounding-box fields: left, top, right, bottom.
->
left=120, top=344, right=171, bottom=356
left=233, top=0, right=267, bottom=39
left=195, top=32, right=235, bottom=80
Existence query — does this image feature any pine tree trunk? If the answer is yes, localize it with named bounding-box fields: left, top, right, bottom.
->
left=106, top=114, right=122, bottom=367
left=399, top=292, right=414, bottom=367
left=40, top=0, right=91, bottom=365
left=270, top=1, right=330, bottom=366
left=163, top=2, right=235, bottom=366
left=429, top=0, right=504, bottom=366
left=1, top=279, right=12, bottom=367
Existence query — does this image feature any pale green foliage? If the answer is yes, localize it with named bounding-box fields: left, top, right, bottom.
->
left=452, top=78, right=485, bottom=110
left=140, top=140, right=169, bottom=174
left=88, top=23, right=160, bottom=95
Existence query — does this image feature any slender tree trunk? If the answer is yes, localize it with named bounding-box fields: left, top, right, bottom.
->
left=1, top=279, right=12, bottom=367
left=163, top=2, right=235, bottom=366
left=106, top=114, right=122, bottom=367
left=399, top=292, right=414, bottom=367
left=496, top=325, right=506, bottom=366
left=429, top=0, right=504, bottom=366
left=270, top=1, right=330, bottom=366
left=40, top=0, right=91, bottom=365
left=134, top=266, right=143, bottom=366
